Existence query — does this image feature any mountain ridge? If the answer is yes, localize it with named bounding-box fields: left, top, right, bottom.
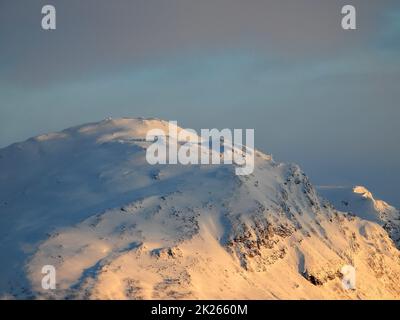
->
left=1, top=118, right=400, bottom=299
left=318, top=185, right=400, bottom=248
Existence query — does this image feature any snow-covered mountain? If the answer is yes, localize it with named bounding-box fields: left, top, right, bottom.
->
left=1, top=118, right=400, bottom=299
left=318, top=185, right=400, bottom=248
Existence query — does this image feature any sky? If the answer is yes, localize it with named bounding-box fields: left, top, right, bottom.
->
left=0, top=0, right=399, bottom=206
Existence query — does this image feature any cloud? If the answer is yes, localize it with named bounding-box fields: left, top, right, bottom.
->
left=1, top=0, right=399, bottom=87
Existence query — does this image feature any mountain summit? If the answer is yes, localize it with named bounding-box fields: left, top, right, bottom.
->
left=1, top=118, right=400, bottom=299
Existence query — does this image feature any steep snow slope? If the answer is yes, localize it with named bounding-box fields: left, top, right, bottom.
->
left=1, top=118, right=400, bottom=299
left=318, top=186, right=400, bottom=248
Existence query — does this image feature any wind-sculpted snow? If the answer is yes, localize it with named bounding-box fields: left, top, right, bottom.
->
left=1, top=118, right=400, bottom=299
left=318, top=185, right=400, bottom=248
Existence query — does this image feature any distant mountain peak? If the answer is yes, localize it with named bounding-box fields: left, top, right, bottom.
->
left=353, top=185, right=373, bottom=199
left=318, top=185, right=400, bottom=248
